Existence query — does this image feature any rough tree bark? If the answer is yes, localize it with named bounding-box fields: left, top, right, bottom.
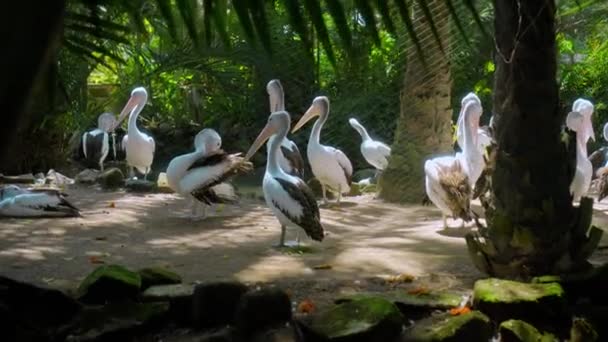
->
left=466, top=0, right=602, bottom=278
left=379, top=0, right=453, bottom=203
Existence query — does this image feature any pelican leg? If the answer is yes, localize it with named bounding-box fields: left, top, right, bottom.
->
left=273, top=225, right=287, bottom=248
left=442, top=215, right=448, bottom=229
left=99, top=160, right=104, bottom=172
left=129, top=167, right=135, bottom=180
left=143, top=168, right=149, bottom=181
left=337, top=185, right=342, bottom=204
left=321, top=184, right=328, bottom=204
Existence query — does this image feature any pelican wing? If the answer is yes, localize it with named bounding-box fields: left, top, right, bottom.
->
left=375, top=141, right=391, bottom=157
left=121, top=134, right=128, bottom=151
left=333, top=148, right=353, bottom=185
left=280, top=139, right=305, bottom=178
left=272, top=177, right=324, bottom=241
left=0, top=193, right=80, bottom=217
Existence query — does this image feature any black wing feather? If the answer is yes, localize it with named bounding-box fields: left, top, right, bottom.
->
left=273, top=178, right=324, bottom=242
left=281, top=144, right=305, bottom=178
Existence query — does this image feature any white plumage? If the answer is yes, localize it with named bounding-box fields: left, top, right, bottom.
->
left=0, top=185, right=80, bottom=218
left=81, top=112, right=117, bottom=171
left=567, top=111, right=593, bottom=202
left=349, top=118, right=391, bottom=172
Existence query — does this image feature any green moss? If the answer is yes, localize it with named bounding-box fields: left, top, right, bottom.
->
left=499, top=320, right=558, bottom=342
left=474, top=278, right=564, bottom=304
left=312, top=297, right=403, bottom=339
left=77, top=265, right=141, bottom=303
left=405, top=311, right=492, bottom=341
left=138, top=267, right=182, bottom=289
left=338, top=291, right=462, bottom=310
left=531, top=275, right=562, bottom=284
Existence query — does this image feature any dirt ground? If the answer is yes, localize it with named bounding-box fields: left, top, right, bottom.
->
left=1, top=183, right=607, bottom=305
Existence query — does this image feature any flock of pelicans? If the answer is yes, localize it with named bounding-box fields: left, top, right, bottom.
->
left=1, top=79, right=607, bottom=248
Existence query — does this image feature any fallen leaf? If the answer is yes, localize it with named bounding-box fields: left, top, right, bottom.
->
left=386, top=273, right=415, bottom=284
left=407, top=287, right=430, bottom=295
left=449, top=306, right=471, bottom=316
left=94, top=236, right=107, bottom=241
left=88, top=256, right=105, bottom=264
left=108, top=202, right=116, bottom=208
left=297, top=299, right=316, bottom=314
left=313, top=264, right=333, bottom=270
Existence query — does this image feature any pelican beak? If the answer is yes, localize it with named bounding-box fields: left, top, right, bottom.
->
left=471, top=118, right=479, bottom=147
left=113, top=95, right=139, bottom=130
left=584, top=115, right=595, bottom=142
left=292, top=105, right=319, bottom=133
left=245, top=124, right=276, bottom=161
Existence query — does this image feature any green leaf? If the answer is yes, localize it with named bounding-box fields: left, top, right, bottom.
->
left=232, top=0, right=257, bottom=46
left=325, top=0, right=352, bottom=49
left=303, top=0, right=336, bottom=65
left=250, top=0, right=273, bottom=54
left=154, top=0, right=177, bottom=40
left=463, top=0, right=489, bottom=38
left=281, top=0, right=312, bottom=51
left=374, top=0, right=396, bottom=34
left=176, top=0, right=200, bottom=47
left=393, top=0, right=427, bottom=68
left=442, top=0, right=470, bottom=48
left=354, top=0, right=381, bottom=46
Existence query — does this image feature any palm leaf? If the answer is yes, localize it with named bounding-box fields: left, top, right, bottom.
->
left=62, top=40, right=116, bottom=71
left=394, top=0, right=427, bottom=67
left=232, top=0, right=257, bottom=46
left=64, top=23, right=130, bottom=45
left=325, top=0, right=353, bottom=48
left=303, top=0, right=336, bottom=65
left=374, top=0, right=396, bottom=34
left=415, top=0, right=445, bottom=54
left=462, top=0, right=488, bottom=37
left=176, top=0, right=200, bottom=47
left=154, top=0, right=178, bottom=40
left=250, top=0, right=273, bottom=54
left=64, top=35, right=125, bottom=64
left=442, top=0, right=470, bottom=48
left=354, top=0, right=381, bottom=46
left=281, top=0, right=313, bottom=51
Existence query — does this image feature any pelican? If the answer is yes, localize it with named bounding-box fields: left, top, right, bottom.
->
left=456, top=93, right=491, bottom=157
left=114, top=87, right=155, bottom=180
left=425, top=100, right=481, bottom=228
left=166, top=129, right=252, bottom=219
left=81, top=112, right=117, bottom=171
left=567, top=111, right=593, bottom=202
left=245, top=111, right=324, bottom=247
left=0, top=185, right=80, bottom=218
left=572, top=98, right=595, bottom=143
left=266, top=79, right=305, bottom=177
left=348, top=118, right=391, bottom=178
left=292, top=96, right=353, bottom=204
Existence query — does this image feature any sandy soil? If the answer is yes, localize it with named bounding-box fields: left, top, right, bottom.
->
left=1, top=184, right=607, bottom=304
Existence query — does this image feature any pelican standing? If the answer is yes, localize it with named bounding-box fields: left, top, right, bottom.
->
left=266, top=79, right=305, bottom=177
left=425, top=100, right=481, bottom=228
left=114, top=87, right=155, bottom=180
left=567, top=111, right=593, bottom=202
left=166, top=129, right=252, bottom=219
left=572, top=98, right=595, bottom=143
left=348, top=118, right=391, bottom=179
left=245, top=111, right=324, bottom=247
left=81, top=112, right=117, bottom=171
left=0, top=185, right=80, bottom=218
left=292, top=96, right=353, bottom=204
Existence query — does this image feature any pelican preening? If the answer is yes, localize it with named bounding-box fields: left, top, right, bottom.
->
left=567, top=111, right=593, bottom=202
left=0, top=185, right=80, bottom=218
left=246, top=111, right=324, bottom=247
left=425, top=99, right=482, bottom=228
left=266, top=80, right=305, bottom=178
left=81, top=112, right=118, bottom=171
left=166, top=129, right=252, bottom=219
left=292, top=96, right=353, bottom=205
left=348, top=118, right=391, bottom=178
left=115, top=87, right=156, bottom=180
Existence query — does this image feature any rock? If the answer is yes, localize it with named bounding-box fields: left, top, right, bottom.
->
left=96, top=168, right=124, bottom=189
left=156, top=172, right=174, bottom=193
left=307, top=178, right=335, bottom=200
left=75, top=169, right=100, bottom=184
left=247, top=325, right=299, bottom=342
left=337, top=291, right=462, bottom=318
left=234, top=288, right=292, bottom=335
left=199, top=327, right=235, bottom=342
left=0, top=173, right=36, bottom=184
left=306, top=296, right=403, bottom=341
left=404, top=311, right=492, bottom=341
left=191, top=281, right=249, bottom=329
left=360, top=183, right=378, bottom=193
left=0, top=276, right=82, bottom=340
left=125, top=179, right=157, bottom=193
left=570, top=317, right=598, bottom=342
left=138, top=267, right=182, bottom=290
left=346, top=182, right=362, bottom=196
left=141, top=284, right=192, bottom=302
left=532, top=263, right=608, bottom=305
left=352, top=169, right=376, bottom=183
left=473, top=278, right=566, bottom=327
left=63, top=301, right=169, bottom=342
left=47, top=169, right=75, bottom=186
left=77, top=265, right=142, bottom=304
left=499, top=320, right=558, bottom=342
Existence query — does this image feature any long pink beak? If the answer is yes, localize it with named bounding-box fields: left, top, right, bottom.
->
left=113, top=96, right=139, bottom=130
left=583, top=115, right=595, bottom=143
left=245, top=124, right=276, bottom=161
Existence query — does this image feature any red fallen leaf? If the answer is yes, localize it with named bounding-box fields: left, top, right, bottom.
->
left=297, top=299, right=316, bottom=314
left=88, top=256, right=105, bottom=264
left=407, top=287, right=430, bottom=295
left=449, top=306, right=471, bottom=316
left=108, top=202, right=116, bottom=208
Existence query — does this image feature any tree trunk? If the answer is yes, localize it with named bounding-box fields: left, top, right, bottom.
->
left=379, top=0, right=452, bottom=203
left=466, top=0, right=602, bottom=278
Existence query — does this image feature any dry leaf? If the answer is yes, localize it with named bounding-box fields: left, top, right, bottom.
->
left=108, top=202, right=115, bottom=208
left=407, top=287, right=430, bottom=295
left=449, top=306, right=471, bottom=316
left=94, top=236, right=107, bottom=241
left=313, top=264, right=332, bottom=270
left=386, top=273, right=415, bottom=284
left=297, top=299, right=316, bottom=314
left=88, top=256, right=105, bottom=264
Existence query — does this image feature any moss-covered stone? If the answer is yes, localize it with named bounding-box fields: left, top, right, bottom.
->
left=346, top=182, right=362, bottom=196
left=308, top=297, right=403, bottom=341
left=78, top=265, right=141, bottom=304
left=140, top=284, right=193, bottom=302
left=97, top=167, right=124, bottom=188
left=337, top=291, right=462, bottom=317
left=360, top=183, right=378, bottom=193
left=570, top=317, right=598, bottom=342
left=137, top=267, right=182, bottom=290
left=125, top=179, right=157, bottom=193
left=404, top=311, right=491, bottom=341
left=499, top=320, right=558, bottom=342
left=473, top=278, right=566, bottom=326
left=532, top=264, right=608, bottom=305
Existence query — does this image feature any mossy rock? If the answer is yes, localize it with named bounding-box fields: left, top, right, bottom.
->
left=307, top=297, right=403, bottom=341
left=125, top=179, right=157, bottom=193
left=137, top=267, right=182, bottom=290
left=77, top=265, right=141, bottom=304
left=337, top=291, right=462, bottom=318
left=404, top=311, right=491, bottom=341
left=473, top=278, right=566, bottom=328
left=140, top=284, right=193, bottom=302
left=346, top=182, right=362, bottom=196
left=532, top=264, right=608, bottom=305
left=360, top=183, right=378, bottom=193
left=97, top=167, right=124, bottom=189
left=499, top=320, right=558, bottom=342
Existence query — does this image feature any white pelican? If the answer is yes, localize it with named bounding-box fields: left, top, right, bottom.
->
left=81, top=112, right=117, bottom=171
left=166, top=129, right=252, bottom=219
left=266, top=79, right=305, bottom=177
left=425, top=100, right=481, bottom=228
left=0, top=185, right=80, bottom=218
left=572, top=98, right=595, bottom=144
left=114, top=87, right=155, bottom=180
left=292, top=96, right=353, bottom=204
left=245, top=111, right=324, bottom=247
left=567, top=111, right=593, bottom=202
left=348, top=118, right=391, bottom=177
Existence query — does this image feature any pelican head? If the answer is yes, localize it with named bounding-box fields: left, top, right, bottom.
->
left=292, top=96, right=329, bottom=133
left=98, top=112, right=117, bottom=132
left=266, top=79, right=284, bottom=112
left=246, top=111, right=291, bottom=161
left=114, top=87, right=149, bottom=129
left=603, top=122, right=608, bottom=142
left=461, top=92, right=481, bottom=106
left=463, top=101, right=482, bottom=147
left=194, top=128, right=222, bottom=154
left=572, top=98, right=595, bottom=142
